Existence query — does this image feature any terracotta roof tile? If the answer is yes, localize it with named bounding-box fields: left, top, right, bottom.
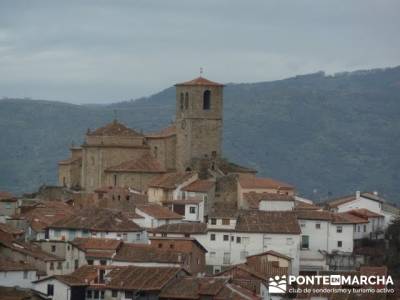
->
left=175, top=76, right=223, bottom=87
left=215, top=283, right=261, bottom=300
left=148, top=172, right=195, bottom=190
left=50, top=208, right=142, bottom=232
left=0, top=191, right=15, bottom=200
left=243, top=192, right=294, bottom=209
left=106, top=266, right=184, bottom=291
left=105, top=152, right=166, bottom=173
left=71, top=237, right=122, bottom=251
left=136, top=204, right=183, bottom=220
left=182, top=180, right=215, bottom=192
left=347, top=208, right=383, bottom=219
left=246, top=250, right=292, bottom=261
left=238, top=175, right=294, bottom=190
left=294, top=200, right=321, bottom=211
left=0, top=223, right=24, bottom=235
left=295, top=210, right=333, bottom=221
left=235, top=211, right=301, bottom=234
left=88, top=120, right=142, bottom=137
left=159, top=277, right=228, bottom=299
left=331, top=212, right=369, bottom=224
left=0, top=258, right=36, bottom=272
left=146, top=124, right=176, bottom=138
left=114, top=243, right=188, bottom=264
left=153, top=222, right=207, bottom=234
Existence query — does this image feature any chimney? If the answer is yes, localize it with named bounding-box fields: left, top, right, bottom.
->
left=356, top=191, right=360, bottom=199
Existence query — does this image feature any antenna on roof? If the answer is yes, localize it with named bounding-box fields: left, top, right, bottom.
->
left=200, top=67, right=204, bottom=76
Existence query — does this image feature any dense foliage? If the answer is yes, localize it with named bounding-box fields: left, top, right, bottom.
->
left=1, top=67, right=399, bottom=201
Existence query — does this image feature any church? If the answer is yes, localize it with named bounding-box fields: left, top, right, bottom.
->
left=58, top=76, right=257, bottom=194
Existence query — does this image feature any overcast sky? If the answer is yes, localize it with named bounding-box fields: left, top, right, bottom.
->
left=0, top=0, right=399, bottom=104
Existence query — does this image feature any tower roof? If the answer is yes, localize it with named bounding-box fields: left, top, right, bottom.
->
left=175, top=76, right=223, bottom=87
left=88, top=120, right=142, bottom=137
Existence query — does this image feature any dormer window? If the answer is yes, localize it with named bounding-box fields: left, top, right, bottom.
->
left=203, top=90, right=211, bottom=110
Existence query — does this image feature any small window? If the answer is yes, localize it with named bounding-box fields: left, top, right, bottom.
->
left=336, top=226, right=343, bottom=233
left=113, top=174, right=117, bottom=187
left=100, top=291, right=105, bottom=299
left=125, top=291, right=134, bottom=299
left=112, top=290, right=118, bottom=298
left=57, top=262, right=62, bottom=270
left=301, top=235, right=309, bottom=250
left=170, top=244, right=174, bottom=249
left=315, top=223, right=321, bottom=229
left=210, top=234, right=216, bottom=241
left=23, top=270, right=28, bottom=279
left=136, top=233, right=141, bottom=240
left=337, top=241, right=342, bottom=247
left=222, top=219, right=230, bottom=225
left=49, top=262, right=54, bottom=270
left=47, top=284, right=54, bottom=296
left=100, top=260, right=107, bottom=266
left=87, top=259, right=93, bottom=265
left=185, top=92, right=189, bottom=109
left=203, top=90, right=211, bottom=110
left=158, top=243, right=163, bottom=248
left=180, top=93, right=184, bottom=110
left=236, top=237, right=241, bottom=244
left=210, top=218, right=217, bottom=225
left=189, top=206, right=196, bottom=214
left=51, top=245, right=56, bottom=252
left=363, top=225, right=367, bottom=232
left=223, top=235, right=229, bottom=241
left=87, top=290, right=93, bottom=298
left=300, top=223, right=306, bottom=228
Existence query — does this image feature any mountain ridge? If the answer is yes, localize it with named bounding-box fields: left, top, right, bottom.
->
left=1, top=66, right=399, bottom=202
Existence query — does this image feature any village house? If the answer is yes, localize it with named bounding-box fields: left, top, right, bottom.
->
left=34, top=240, right=87, bottom=273
left=134, top=204, right=183, bottom=228
left=325, top=191, right=383, bottom=215
left=0, top=257, right=37, bottom=289
left=47, top=208, right=147, bottom=243
left=0, top=191, right=19, bottom=220
left=0, top=222, right=24, bottom=240
left=159, top=276, right=260, bottom=300
left=7, top=200, right=75, bottom=241
left=347, top=208, right=385, bottom=240
left=242, top=192, right=295, bottom=211
left=0, top=231, right=66, bottom=277
left=71, top=237, right=123, bottom=266
left=149, top=236, right=207, bottom=274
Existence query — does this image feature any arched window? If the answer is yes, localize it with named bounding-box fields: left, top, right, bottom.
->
left=185, top=92, right=189, bottom=109
left=180, top=93, right=184, bottom=110
left=203, top=90, right=211, bottom=110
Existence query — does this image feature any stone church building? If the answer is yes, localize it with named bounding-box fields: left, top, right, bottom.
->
left=58, top=76, right=255, bottom=193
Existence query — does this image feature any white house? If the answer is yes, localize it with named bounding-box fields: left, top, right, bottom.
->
left=325, top=191, right=383, bottom=215
left=242, top=192, right=295, bottom=211
left=135, top=204, right=183, bottom=228
left=47, top=208, right=146, bottom=243
left=0, top=258, right=37, bottom=288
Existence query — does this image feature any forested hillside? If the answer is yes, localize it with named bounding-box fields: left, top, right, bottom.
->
left=1, top=66, right=399, bottom=202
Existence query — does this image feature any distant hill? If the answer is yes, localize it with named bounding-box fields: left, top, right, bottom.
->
left=1, top=66, right=400, bottom=202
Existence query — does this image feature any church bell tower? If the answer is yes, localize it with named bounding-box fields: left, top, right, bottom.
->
left=175, top=76, right=224, bottom=172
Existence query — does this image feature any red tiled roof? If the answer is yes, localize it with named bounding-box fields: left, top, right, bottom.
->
left=86, top=250, right=115, bottom=259
left=33, top=265, right=100, bottom=286
left=136, top=204, right=183, bottom=220
left=325, top=192, right=384, bottom=209
left=146, top=125, right=176, bottom=138
left=114, top=243, right=188, bottom=264
left=0, top=258, right=36, bottom=272
left=105, top=152, right=166, bottom=173
left=347, top=208, right=383, bottom=219
left=246, top=250, right=292, bottom=261
left=238, top=175, right=294, bottom=190
left=152, top=222, right=208, bottom=234
left=294, top=200, right=321, bottom=211
left=243, top=192, right=294, bottom=209
left=106, top=266, right=185, bottom=291
left=50, top=208, right=142, bottom=232
left=295, top=210, right=332, bottom=221
left=215, top=283, right=261, bottom=300
left=182, top=180, right=215, bottom=193
left=71, top=237, right=122, bottom=251
left=331, top=212, right=369, bottom=224
left=88, top=120, right=142, bottom=137
left=58, top=156, right=82, bottom=165
left=0, top=191, right=15, bottom=200
left=175, top=76, right=223, bottom=87
left=0, top=223, right=24, bottom=235
left=235, top=211, right=301, bottom=234
left=160, top=277, right=228, bottom=299
left=148, top=172, right=195, bottom=189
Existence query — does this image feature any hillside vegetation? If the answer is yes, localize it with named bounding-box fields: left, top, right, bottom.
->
left=1, top=66, right=399, bottom=201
